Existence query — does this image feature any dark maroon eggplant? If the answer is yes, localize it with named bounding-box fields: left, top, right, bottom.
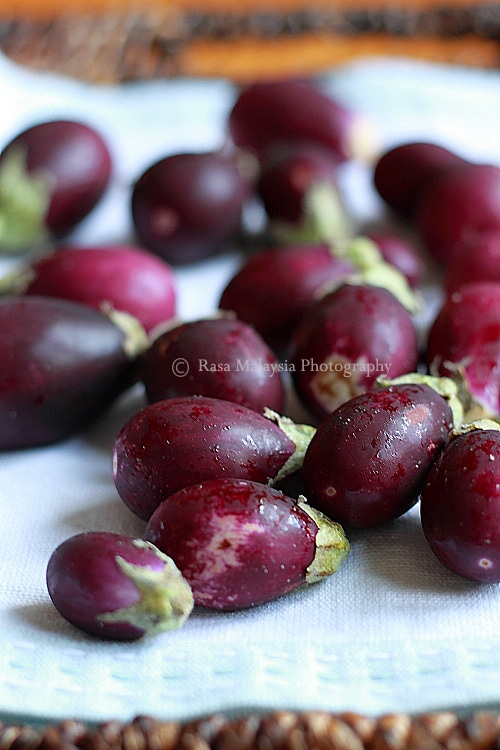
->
left=415, top=162, right=500, bottom=265
left=46, top=532, right=193, bottom=639
left=0, top=119, right=112, bottom=252
left=113, top=395, right=315, bottom=520
left=228, top=79, right=375, bottom=164
left=13, top=244, right=177, bottom=334
left=218, top=244, right=356, bottom=351
left=142, top=316, right=285, bottom=413
left=131, top=150, right=251, bottom=265
left=256, top=140, right=339, bottom=224
left=420, top=427, right=500, bottom=582
left=444, top=228, right=500, bottom=296
left=302, top=383, right=454, bottom=528
left=144, top=477, right=349, bottom=610
left=0, top=296, right=146, bottom=450
left=373, top=141, right=466, bottom=219
left=290, top=283, right=419, bottom=419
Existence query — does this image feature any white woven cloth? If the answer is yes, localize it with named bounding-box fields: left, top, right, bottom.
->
left=1, top=52, right=500, bottom=726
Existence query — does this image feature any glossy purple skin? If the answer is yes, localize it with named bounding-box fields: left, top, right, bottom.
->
left=444, top=229, right=500, bottom=296
left=420, top=429, right=500, bottom=583
left=426, top=282, right=500, bottom=417
left=228, top=79, right=364, bottom=163
left=218, top=244, right=356, bottom=351
left=23, top=245, right=177, bottom=333
left=144, top=478, right=318, bottom=610
left=302, top=384, right=453, bottom=528
left=290, top=284, right=419, bottom=420
left=0, top=119, right=112, bottom=237
left=366, top=232, right=423, bottom=289
left=0, top=296, right=135, bottom=450
left=373, top=141, right=466, bottom=219
left=142, top=317, right=284, bottom=413
left=256, top=140, right=339, bottom=223
left=113, top=395, right=296, bottom=521
left=131, top=151, right=250, bottom=265
left=415, top=163, right=500, bottom=265
left=46, top=532, right=169, bottom=639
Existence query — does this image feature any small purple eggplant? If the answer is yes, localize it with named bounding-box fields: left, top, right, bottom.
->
left=131, top=150, right=251, bottom=265
left=290, top=283, right=419, bottom=420
left=113, top=395, right=315, bottom=521
left=144, top=477, right=349, bottom=610
left=0, top=296, right=146, bottom=450
left=0, top=119, right=112, bottom=253
left=11, top=244, right=177, bottom=334
left=46, top=532, right=193, bottom=639
left=302, top=383, right=454, bottom=528
left=142, top=316, right=285, bottom=413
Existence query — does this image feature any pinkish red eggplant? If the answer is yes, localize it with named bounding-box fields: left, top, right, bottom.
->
left=113, top=395, right=315, bottom=521
left=46, top=532, right=193, bottom=639
left=373, top=141, right=466, bottom=219
left=415, top=162, right=500, bottom=265
left=144, top=477, right=349, bottom=610
left=302, top=383, right=454, bottom=528
left=0, top=119, right=112, bottom=253
left=141, top=316, right=284, bottom=413
left=425, top=282, right=500, bottom=418
left=0, top=296, right=146, bottom=450
left=131, top=150, right=251, bottom=265
left=218, top=244, right=356, bottom=351
left=6, top=244, right=177, bottom=334
left=444, top=228, right=500, bottom=296
left=420, top=426, right=500, bottom=582
left=228, top=79, right=375, bottom=164
left=290, top=283, right=419, bottom=419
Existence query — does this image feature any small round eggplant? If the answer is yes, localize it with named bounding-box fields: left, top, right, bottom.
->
left=426, top=282, right=500, bottom=418
left=420, top=427, right=500, bottom=582
left=444, top=229, right=500, bottom=296
left=0, top=296, right=146, bottom=450
left=0, top=119, right=112, bottom=253
left=373, top=141, right=466, bottom=219
left=228, top=79, right=376, bottom=164
left=113, top=395, right=315, bottom=521
left=290, top=283, right=419, bottom=420
left=218, top=244, right=356, bottom=351
left=12, top=244, right=177, bottom=334
left=415, top=162, right=500, bottom=265
left=302, top=383, right=454, bottom=528
left=144, top=477, right=350, bottom=610
left=131, top=150, right=251, bottom=265
left=142, top=316, right=285, bottom=413
left=256, top=140, right=339, bottom=225
left=46, top=532, right=193, bottom=639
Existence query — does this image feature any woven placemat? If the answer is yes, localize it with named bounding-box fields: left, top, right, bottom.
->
left=2, top=710, right=500, bottom=750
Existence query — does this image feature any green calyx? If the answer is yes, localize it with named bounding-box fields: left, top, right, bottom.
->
left=263, top=408, right=316, bottom=485
left=270, top=181, right=354, bottom=249
left=97, top=540, right=194, bottom=637
left=0, top=147, right=54, bottom=254
left=102, top=305, right=150, bottom=359
left=334, top=236, right=421, bottom=314
left=297, top=497, right=350, bottom=583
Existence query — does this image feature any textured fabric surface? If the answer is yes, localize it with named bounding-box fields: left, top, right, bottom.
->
left=1, top=53, right=500, bottom=725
